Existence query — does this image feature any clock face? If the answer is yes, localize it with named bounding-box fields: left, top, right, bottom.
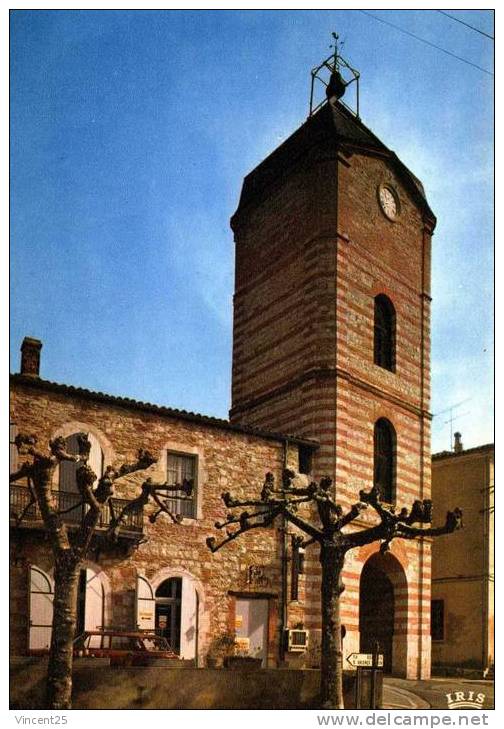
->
left=378, top=185, right=399, bottom=220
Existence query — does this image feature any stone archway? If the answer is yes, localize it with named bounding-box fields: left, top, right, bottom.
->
left=149, top=567, right=207, bottom=665
left=359, top=551, right=408, bottom=676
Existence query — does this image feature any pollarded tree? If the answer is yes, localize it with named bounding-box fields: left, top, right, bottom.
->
left=207, top=469, right=462, bottom=709
left=10, top=432, right=193, bottom=710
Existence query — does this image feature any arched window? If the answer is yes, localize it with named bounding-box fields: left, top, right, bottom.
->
left=59, top=432, right=104, bottom=522
left=374, top=294, right=396, bottom=371
left=374, top=418, right=396, bottom=503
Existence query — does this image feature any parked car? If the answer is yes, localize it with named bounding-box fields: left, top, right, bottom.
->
left=73, top=630, right=178, bottom=666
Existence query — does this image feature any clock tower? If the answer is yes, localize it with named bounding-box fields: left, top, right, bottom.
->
left=229, top=45, right=435, bottom=679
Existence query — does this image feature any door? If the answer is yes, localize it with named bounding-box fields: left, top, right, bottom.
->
left=28, top=565, right=54, bottom=652
left=359, top=563, right=394, bottom=673
left=235, top=597, right=269, bottom=667
left=155, top=578, right=182, bottom=654
left=154, top=576, right=199, bottom=660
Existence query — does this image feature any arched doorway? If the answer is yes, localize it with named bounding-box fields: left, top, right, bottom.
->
left=155, top=578, right=182, bottom=654
left=359, top=552, right=408, bottom=675
left=147, top=568, right=205, bottom=662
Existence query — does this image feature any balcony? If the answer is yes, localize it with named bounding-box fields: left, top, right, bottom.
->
left=9, top=484, right=144, bottom=538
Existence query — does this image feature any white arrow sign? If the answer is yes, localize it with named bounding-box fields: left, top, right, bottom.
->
left=346, top=653, right=384, bottom=668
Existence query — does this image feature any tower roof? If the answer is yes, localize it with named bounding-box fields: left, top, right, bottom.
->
left=232, top=100, right=435, bottom=229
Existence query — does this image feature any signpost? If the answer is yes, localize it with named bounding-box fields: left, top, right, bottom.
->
left=347, top=652, right=384, bottom=668
left=348, top=642, right=384, bottom=709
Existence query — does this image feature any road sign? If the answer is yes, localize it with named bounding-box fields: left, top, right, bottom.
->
left=346, top=652, right=384, bottom=668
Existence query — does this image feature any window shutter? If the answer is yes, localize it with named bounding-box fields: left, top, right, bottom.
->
left=59, top=434, right=80, bottom=493
left=28, top=565, right=54, bottom=652
left=88, top=433, right=104, bottom=485
left=10, top=423, right=18, bottom=474
left=180, top=577, right=198, bottom=660
left=136, top=574, right=156, bottom=631
left=84, top=569, right=105, bottom=646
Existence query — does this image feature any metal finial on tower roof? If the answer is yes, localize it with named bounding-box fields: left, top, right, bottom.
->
left=309, top=33, right=361, bottom=118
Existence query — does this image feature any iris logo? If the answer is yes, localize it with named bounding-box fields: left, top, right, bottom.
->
left=445, top=691, right=486, bottom=709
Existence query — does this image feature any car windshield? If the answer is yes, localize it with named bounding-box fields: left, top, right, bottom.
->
left=142, top=636, right=170, bottom=651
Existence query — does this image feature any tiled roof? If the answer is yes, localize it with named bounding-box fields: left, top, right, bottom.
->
left=432, top=443, right=494, bottom=461
left=232, top=100, right=435, bottom=225
left=10, top=373, right=319, bottom=448
left=232, top=103, right=436, bottom=223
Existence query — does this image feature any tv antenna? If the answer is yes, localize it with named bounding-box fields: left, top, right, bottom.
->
left=433, top=398, right=472, bottom=450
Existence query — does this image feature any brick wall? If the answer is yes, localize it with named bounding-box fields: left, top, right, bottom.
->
left=229, top=106, right=434, bottom=678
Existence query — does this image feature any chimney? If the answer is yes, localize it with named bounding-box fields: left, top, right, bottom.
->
left=453, top=431, right=463, bottom=453
left=20, top=337, right=43, bottom=377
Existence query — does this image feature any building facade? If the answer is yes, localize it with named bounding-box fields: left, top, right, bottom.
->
left=10, top=344, right=317, bottom=667
left=10, top=65, right=436, bottom=678
left=431, top=436, right=494, bottom=676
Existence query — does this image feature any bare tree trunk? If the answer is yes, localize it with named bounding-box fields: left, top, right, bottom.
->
left=320, top=543, right=345, bottom=709
left=45, top=555, right=80, bottom=709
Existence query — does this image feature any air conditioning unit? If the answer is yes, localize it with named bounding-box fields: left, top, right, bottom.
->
left=287, top=628, right=309, bottom=652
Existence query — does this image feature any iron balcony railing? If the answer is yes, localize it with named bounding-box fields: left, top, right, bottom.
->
left=9, top=484, right=143, bottom=534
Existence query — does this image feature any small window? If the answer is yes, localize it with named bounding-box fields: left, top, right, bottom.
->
left=374, top=418, right=396, bottom=504
left=374, top=294, right=396, bottom=372
left=431, top=600, right=444, bottom=641
left=290, top=536, right=305, bottom=602
left=10, top=423, right=18, bottom=474
left=165, top=452, right=197, bottom=518
left=298, top=445, right=313, bottom=475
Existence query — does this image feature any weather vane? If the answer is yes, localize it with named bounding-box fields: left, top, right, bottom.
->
left=330, top=31, right=345, bottom=71
left=309, top=32, right=360, bottom=118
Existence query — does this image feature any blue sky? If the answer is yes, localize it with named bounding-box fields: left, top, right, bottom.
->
left=10, top=9, right=494, bottom=453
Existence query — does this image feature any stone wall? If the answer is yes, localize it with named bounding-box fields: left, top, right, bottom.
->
left=10, top=658, right=360, bottom=710
left=10, top=376, right=308, bottom=665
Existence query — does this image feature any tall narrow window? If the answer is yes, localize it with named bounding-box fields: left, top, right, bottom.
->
left=165, top=452, right=197, bottom=518
left=298, top=445, right=313, bottom=475
left=431, top=600, right=445, bottom=641
left=374, top=418, right=396, bottom=503
left=374, top=294, right=395, bottom=371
